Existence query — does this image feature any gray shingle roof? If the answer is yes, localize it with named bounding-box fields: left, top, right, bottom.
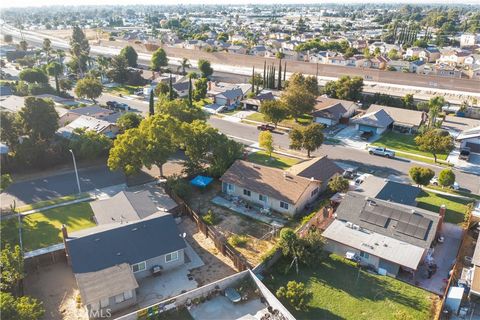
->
left=66, top=214, right=186, bottom=274
left=334, top=192, right=439, bottom=249
left=217, top=88, right=243, bottom=100
left=353, top=109, right=393, bottom=128
left=355, top=176, right=421, bottom=206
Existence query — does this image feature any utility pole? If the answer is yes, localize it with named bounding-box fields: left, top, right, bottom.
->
left=69, top=149, right=81, bottom=194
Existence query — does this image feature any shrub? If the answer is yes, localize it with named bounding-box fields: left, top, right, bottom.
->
left=165, top=175, right=192, bottom=200
left=228, top=234, right=249, bottom=248
left=276, top=280, right=310, bottom=310
left=202, top=210, right=221, bottom=225
left=438, top=168, right=455, bottom=188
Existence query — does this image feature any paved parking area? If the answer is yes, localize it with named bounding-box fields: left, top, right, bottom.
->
left=447, top=149, right=480, bottom=175
left=333, top=126, right=380, bottom=150
left=189, top=296, right=268, bottom=320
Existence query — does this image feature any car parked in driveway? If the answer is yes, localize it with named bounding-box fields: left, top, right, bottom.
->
left=367, top=146, right=395, bottom=158
left=360, top=131, right=373, bottom=141
left=106, top=101, right=130, bottom=111
left=459, top=147, right=471, bottom=161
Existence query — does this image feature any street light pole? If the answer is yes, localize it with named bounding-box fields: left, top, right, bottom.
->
left=69, top=149, right=81, bottom=194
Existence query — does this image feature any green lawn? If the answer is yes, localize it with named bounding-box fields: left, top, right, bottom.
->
left=15, top=193, right=90, bottom=213
left=264, top=254, right=437, bottom=320
left=373, top=132, right=449, bottom=161
left=392, top=151, right=452, bottom=166
left=193, top=98, right=213, bottom=108
left=247, top=151, right=300, bottom=170
left=1, top=202, right=95, bottom=252
left=246, top=112, right=313, bottom=128
left=416, top=190, right=473, bottom=225
left=105, top=84, right=143, bottom=95
left=425, top=185, right=480, bottom=201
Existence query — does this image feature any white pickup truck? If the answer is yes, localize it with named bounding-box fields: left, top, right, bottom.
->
left=367, top=146, right=395, bottom=158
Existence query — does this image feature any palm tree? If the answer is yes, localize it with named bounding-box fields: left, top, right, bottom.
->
left=427, top=96, right=445, bottom=128
left=96, top=56, right=111, bottom=83
left=177, top=58, right=191, bottom=75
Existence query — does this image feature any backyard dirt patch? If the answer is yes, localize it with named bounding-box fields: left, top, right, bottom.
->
left=187, top=181, right=278, bottom=266
left=24, top=262, right=88, bottom=320
left=178, top=217, right=237, bottom=287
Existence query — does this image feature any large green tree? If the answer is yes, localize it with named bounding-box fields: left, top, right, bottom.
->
left=281, top=83, right=316, bottom=121
left=259, top=130, right=274, bottom=159
left=438, top=168, right=455, bottom=188
left=18, top=68, right=48, bottom=84
left=0, top=244, right=23, bottom=293
left=260, top=100, right=288, bottom=127
left=198, top=59, right=213, bottom=78
left=69, top=129, right=112, bottom=160
left=46, top=61, right=63, bottom=93
left=107, top=128, right=145, bottom=175
left=119, top=45, right=138, bottom=68
left=69, top=26, right=90, bottom=76
left=155, top=98, right=206, bottom=123
left=151, top=48, right=168, bottom=72
left=18, top=97, right=59, bottom=141
left=289, top=123, right=324, bottom=157
left=0, top=111, right=20, bottom=150
left=323, top=76, right=363, bottom=101
left=415, top=129, right=453, bottom=163
left=74, top=77, right=103, bottom=102
left=0, top=292, right=45, bottom=320
left=117, top=112, right=142, bottom=132
left=107, top=55, right=129, bottom=84
left=193, top=77, right=208, bottom=101
left=409, top=166, right=435, bottom=186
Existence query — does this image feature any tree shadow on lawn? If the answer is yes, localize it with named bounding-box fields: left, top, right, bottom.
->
left=266, top=255, right=428, bottom=315
left=22, top=220, right=64, bottom=252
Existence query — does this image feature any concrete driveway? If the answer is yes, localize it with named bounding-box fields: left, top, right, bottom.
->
left=189, top=296, right=268, bottom=320
left=447, top=149, right=480, bottom=175
left=334, top=126, right=379, bottom=150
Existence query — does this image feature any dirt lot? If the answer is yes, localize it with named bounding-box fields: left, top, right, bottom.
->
left=178, top=217, right=237, bottom=287
left=36, top=29, right=108, bottom=41
left=187, top=181, right=278, bottom=266
left=24, top=262, right=88, bottom=320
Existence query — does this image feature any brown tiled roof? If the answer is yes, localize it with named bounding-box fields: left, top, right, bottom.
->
left=311, top=97, right=358, bottom=120
left=287, top=156, right=343, bottom=183
left=220, top=160, right=318, bottom=204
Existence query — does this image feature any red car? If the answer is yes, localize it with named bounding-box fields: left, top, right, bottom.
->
left=257, top=124, right=275, bottom=132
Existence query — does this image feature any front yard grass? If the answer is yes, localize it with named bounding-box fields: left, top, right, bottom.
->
left=14, top=193, right=90, bottom=213
left=1, top=202, right=95, bottom=251
left=372, top=131, right=449, bottom=161
left=105, top=84, right=143, bottom=95
left=264, top=254, right=438, bottom=320
left=245, top=112, right=313, bottom=128
left=247, top=151, right=300, bottom=170
left=193, top=98, right=213, bottom=108
left=416, top=190, right=473, bottom=225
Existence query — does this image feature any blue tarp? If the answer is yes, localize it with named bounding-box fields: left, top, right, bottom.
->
left=190, top=175, right=213, bottom=188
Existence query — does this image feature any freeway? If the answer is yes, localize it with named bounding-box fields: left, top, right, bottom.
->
left=3, top=24, right=480, bottom=100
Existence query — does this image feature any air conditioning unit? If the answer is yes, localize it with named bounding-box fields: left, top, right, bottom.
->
left=353, top=224, right=360, bottom=231
left=346, top=222, right=353, bottom=228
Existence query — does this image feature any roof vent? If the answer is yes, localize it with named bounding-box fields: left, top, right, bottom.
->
left=368, top=200, right=377, bottom=206
left=116, top=252, right=121, bottom=256
left=94, top=238, right=100, bottom=242
left=132, top=227, right=138, bottom=231
left=411, top=209, right=416, bottom=214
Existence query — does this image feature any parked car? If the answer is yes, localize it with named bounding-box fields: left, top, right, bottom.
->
left=430, top=177, right=460, bottom=190
left=354, top=173, right=370, bottom=186
left=106, top=101, right=130, bottom=111
left=367, top=146, right=395, bottom=158
left=360, top=131, right=374, bottom=141
left=134, top=89, right=144, bottom=96
left=257, top=124, right=275, bottom=132
left=343, top=168, right=358, bottom=179
left=459, top=147, right=471, bottom=161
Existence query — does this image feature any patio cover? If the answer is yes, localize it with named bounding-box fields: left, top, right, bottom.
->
left=190, top=175, right=213, bottom=188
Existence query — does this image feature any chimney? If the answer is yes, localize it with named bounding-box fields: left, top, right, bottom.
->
left=436, top=204, right=446, bottom=235
left=61, top=224, right=71, bottom=265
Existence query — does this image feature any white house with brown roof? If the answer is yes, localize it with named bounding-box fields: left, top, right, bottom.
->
left=220, top=160, right=321, bottom=216
left=311, top=97, right=359, bottom=127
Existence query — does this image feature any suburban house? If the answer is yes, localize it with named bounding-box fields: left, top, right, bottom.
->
left=57, top=115, right=120, bottom=139
left=220, top=160, right=321, bottom=216
left=90, top=184, right=178, bottom=225
left=468, top=239, right=480, bottom=299
left=286, top=156, right=343, bottom=192
left=311, top=97, right=359, bottom=127
left=357, top=104, right=428, bottom=134
left=352, top=108, right=393, bottom=135
left=353, top=175, right=421, bottom=206
left=323, top=192, right=441, bottom=277
left=64, top=214, right=187, bottom=317
left=172, top=81, right=191, bottom=98
left=456, top=126, right=480, bottom=154
left=213, top=88, right=244, bottom=109
left=241, top=92, right=275, bottom=111
left=227, top=45, right=247, bottom=55
left=58, top=105, right=119, bottom=126
left=250, top=45, right=267, bottom=57
left=387, top=59, right=413, bottom=72
left=419, top=47, right=441, bottom=63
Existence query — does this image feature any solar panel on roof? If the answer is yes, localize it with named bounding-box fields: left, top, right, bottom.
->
left=409, top=214, right=422, bottom=225
left=405, top=223, right=417, bottom=236
left=413, top=227, right=428, bottom=240
left=418, top=218, right=430, bottom=229
left=396, top=221, right=409, bottom=233
left=398, top=212, right=412, bottom=223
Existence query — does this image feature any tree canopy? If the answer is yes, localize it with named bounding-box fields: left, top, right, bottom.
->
left=151, top=48, right=168, bottom=71
left=415, top=129, right=453, bottom=163
left=409, top=166, right=435, bottom=186
left=260, top=100, right=288, bottom=127
left=18, top=97, right=59, bottom=141
left=198, top=59, right=213, bottom=78
left=281, top=83, right=316, bottom=121
left=74, top=77, right=103, bottom=102
left=323, top=76, right=363, bottom=101
left=117, top=112, right=142, bottom=131
left=289, top=123, right=324, bottom=157
left=119, top=45, right=138, bottom=68
left=438, top=168, right=455, bottom=187
left=19, top=68, right=48, bottom=84
left=108, top=55, right=129, bottom=84
left=69, top=129, right=112, bottom=160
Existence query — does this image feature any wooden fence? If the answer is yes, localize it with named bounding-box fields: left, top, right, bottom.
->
left=168, top=191, right=251, bottom=271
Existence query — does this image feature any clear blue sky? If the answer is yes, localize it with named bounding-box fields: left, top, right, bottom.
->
left=1, top=0, right=478, bottom=8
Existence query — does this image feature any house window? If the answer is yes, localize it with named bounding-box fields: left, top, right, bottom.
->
left=311, top=188, right=319, bottom=197
left=124, top=290, right=133, bottom=300
left=360, top=251, right=370, bottom=259
left=243, top=189, right=251, bottom=197
left=165, top=251, right=179, bottom=263
left=280, top=201, right=289, bottom=210
left=115, top=293, right=125, bottom=304
left=259, top=194, right=268, bottom=202
left=100, top=298, right=109, bottom=308
left=131, top=261, right=146, bottom=273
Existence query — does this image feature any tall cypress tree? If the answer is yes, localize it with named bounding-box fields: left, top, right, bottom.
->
left=251, top=66, right=255, bottom=93
left=277, top=59, right=282, bottom=90
left=283, top=61, right=287, bottom=81
left=272, top=66, right=276, bottom=89
left=263, top=61, right=266, bottom=88
left=149, top=90, right=154, bottom=116
left=188, top=76, right=193, bottom=107
left=168, top=74, right=173, bottom=101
